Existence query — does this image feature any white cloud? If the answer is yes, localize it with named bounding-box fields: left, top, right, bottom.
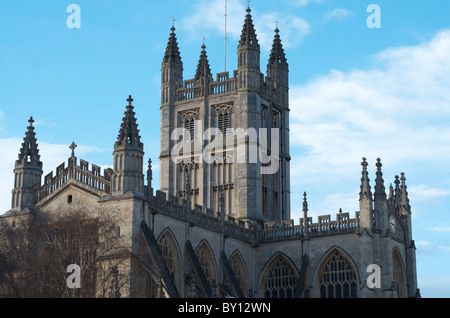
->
left=323, top=8, right=352, bottom=23
left=289, top=0, right=325, bottom=7
left=289, top=29, right=450, bottom=188
left=0, top=138, right=107, bottom=215
left=416, top=240, right=433, bottom=247
left=181, top=0, right=311, bottom=52
left=429, top=225, right=450, bottom=233
left=408, top=185, right=450, bottom=202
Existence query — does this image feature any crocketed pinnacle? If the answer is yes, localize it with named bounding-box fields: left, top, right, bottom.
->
left=400, top=173, right=411, bottom=213
left=116, top=95, right=142, bottom=147
left=18, top=117, right=41, bottom=164
left=194, top=44, right=212, bottom=80
left=302, top=192, right=308, bottom=215
left=268, top=27, right=287, bottom=66
left=374, top=158, right=386, bottom=200
left=359, top=157, right=372, bottom=201
left=163, top=26, right=182, bottom=65
left=239, top=7, right=259, bottom=49
left=394, top=175, right=400, bottom=203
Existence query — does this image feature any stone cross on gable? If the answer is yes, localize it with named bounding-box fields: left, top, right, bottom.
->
left=28, top=117, right=35, bottom=126
left=69, top=142, right=77, bottom=157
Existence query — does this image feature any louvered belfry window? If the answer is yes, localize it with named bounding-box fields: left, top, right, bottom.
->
left=214, top=104, right=233, bottom=135
left=179, top=110, right=199, bottom=140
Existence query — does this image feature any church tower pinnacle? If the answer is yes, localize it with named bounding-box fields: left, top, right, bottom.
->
left=267, top=25, right=289, bottom=106
left=194, top=43, right=212, bottom=82
left=373, top=158, right=388, bottom=232
left=112, top=95, right=145, bottom=196
left=359, top=157, right=373, bottom=229
left=237, top=7, right=260, bottom=89
left=11, top=117, right=43, bottom=212
left=161, top=24, right=183, bottom=106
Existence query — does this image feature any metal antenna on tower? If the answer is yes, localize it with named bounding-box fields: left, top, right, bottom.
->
left=224, top=0, right=227, bottom=72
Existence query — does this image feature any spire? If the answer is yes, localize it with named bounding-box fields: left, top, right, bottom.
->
left=394, top=175, right=401, bottom=206
left=116, top=95, right=142, bottom=147
left=359, top=157, right=372, bottom=201
left=399, top=173, right=411, bottom=214
left=163, top=25, right=182, bottom=65
left=268, top=27, right=287, bottom=67
left=194, top=43, right=212, bottom=80
left=239, top=7, right=259, bottom=49
left=374, top=158, right=386, bottom=201
left=18, top=117, right=41, bottom=165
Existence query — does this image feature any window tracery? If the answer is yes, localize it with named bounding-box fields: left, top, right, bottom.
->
left=262, top=255, right=298, bottom=298
left=318, top=250, right=357, bottom=298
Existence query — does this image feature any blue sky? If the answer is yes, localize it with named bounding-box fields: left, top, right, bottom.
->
left=1, top=0, right=449, bottom=297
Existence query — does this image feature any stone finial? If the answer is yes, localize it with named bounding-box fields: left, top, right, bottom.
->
left=18, top=116, right=41, bottom=164
left=302, top=192, right=308, bottom=214
left=399, top=172, right=411, bottom=214
left=268, top=23, right=287, bottom=66
left=127, top=95, right=133, bottom=106
left=116, top=95, right=142, bottom=147
left=194, top=43, right=212, bottom=80
left=163, top=24, right=182, bottom=65
left=359, top=157, right=372, bottom=201
left=239, top=5, right=259, bottom=48
left=374, top=158, right=386, bottom=201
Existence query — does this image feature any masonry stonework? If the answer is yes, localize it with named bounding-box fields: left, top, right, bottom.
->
left=1, top=7, right=419, bottom=298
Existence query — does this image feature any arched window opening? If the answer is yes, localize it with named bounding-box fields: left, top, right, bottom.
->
left=393, top=249, right=405, bottom=298
left=318, top=249, right=357, bottom=298
left=262, top=255, right=298, bottom=298
left=158, top=232, right=180, bottom=289
left=196, top=243, right=216, bottom=284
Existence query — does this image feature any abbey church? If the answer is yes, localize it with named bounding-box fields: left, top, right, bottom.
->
left=0, top=7, right=420, bottom=298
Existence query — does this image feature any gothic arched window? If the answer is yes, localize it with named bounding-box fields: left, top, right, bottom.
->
left=262, top=255, right=298, bottom=298
left=393, top=249, right=405, bottom=298
left=214, top=104, right=233, bottom=135
left=179, top=110, right=199, bottom=141
left=196, top=242, right=216, bottom=284
left=158, top=231, right=180, bottom=289
left=318, top=249, right=357, bottom=298
left=229, top=252, right=248, bottom=296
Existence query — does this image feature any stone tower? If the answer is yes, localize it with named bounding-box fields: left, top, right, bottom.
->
left=158, top=7, right=291, bottom=224
left=112, top=95, right=145, bottom=196
left=10, top=117, right=43, bottom=212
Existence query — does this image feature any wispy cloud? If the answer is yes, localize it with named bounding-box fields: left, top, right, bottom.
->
left=288, top=0, right=325, bottom=7
left=429, top=225, right=450, bottom=233
left=408, top=184, right=450, bottom=202
left=289, top=29, right=450, bottom=188
left=323, top=8, right=352, bottom=23
left=0, top=138, right=108, bottom=215
left=180, top=0, right=311, bottom=51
